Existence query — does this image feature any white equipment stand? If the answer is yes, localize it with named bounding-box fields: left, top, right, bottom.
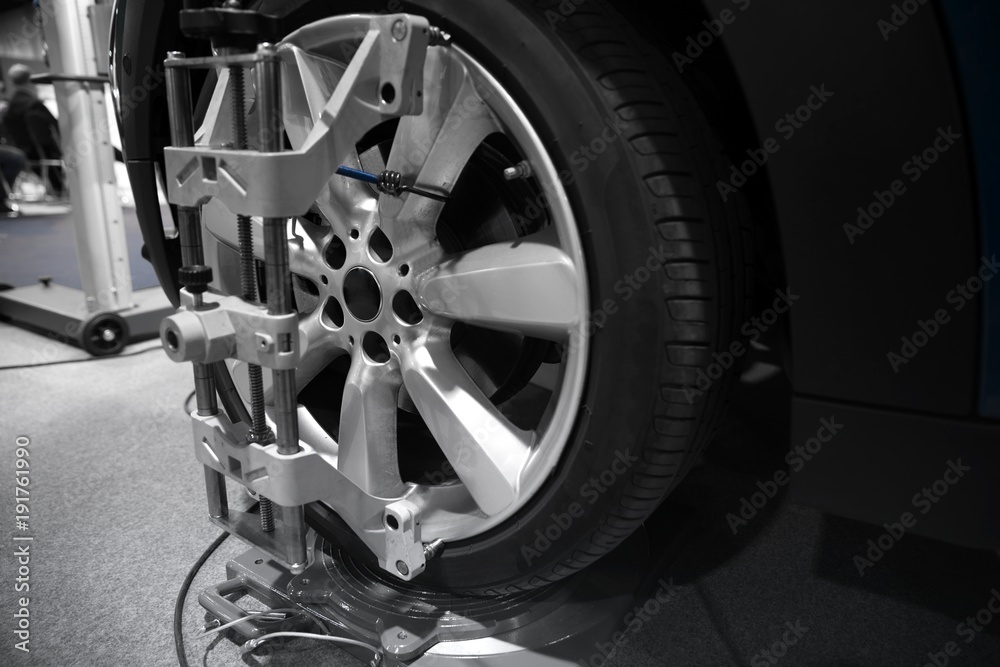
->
left=0, top=0, right=171, bottom=355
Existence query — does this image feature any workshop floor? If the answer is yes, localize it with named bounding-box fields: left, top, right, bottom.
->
left=0, top=202, right=157, bottom=290
left=1, top=320, right=999, bottom=666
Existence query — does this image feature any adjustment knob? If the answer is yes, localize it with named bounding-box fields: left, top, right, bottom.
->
left=179, top=265, right=213, bottom=294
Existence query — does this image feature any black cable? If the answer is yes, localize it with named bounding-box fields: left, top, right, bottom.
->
left=174, top=501, right=261, bottom=667
left=183, top=390, right=197, bottom=415
left=174, top=530, right=230, bottom=667
left=0, top=344, right=162, bottom=371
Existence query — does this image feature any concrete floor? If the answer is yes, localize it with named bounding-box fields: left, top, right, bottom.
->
left=1, top=321, right=999, bottom=666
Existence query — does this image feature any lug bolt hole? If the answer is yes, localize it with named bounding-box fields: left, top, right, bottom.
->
left=369, top=227, right=393, bottom=263
left=386, top=515, right=399, bottom=530
left=321, top=275, right=328, bottom=285
left=325, top=236, right=346, bottom=270
left=350, top=229, right=360, bottom=240
left=363, top=331, right=391, bottom=364
left=392, top=290, right=423, bottom=325
left=392, top=334, right=400, bottom=345
left=398, top=264, right=409, bottom=277
left=344, top=268, right=382, bottom=322
left=323, top=298, right=345, bottom=329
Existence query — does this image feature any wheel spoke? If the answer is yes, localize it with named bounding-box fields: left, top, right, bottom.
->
left=288, top=217, right=330, bottom=278
left=401, top=336, right=533, bottom=516
left=278, top=45, right=346, bottom=149
left=415, top=232, right=582, bottom=341
left=278, top=44, right=374, bottom=239
left=295, top=310, right=344, bottom=393
left=381, top=54, right=503, bottom=243
left=337, top=353, right=405, bottom=498
left=315, top=150, right=378, bottom=241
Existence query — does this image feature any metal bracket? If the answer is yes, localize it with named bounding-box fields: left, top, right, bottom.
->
left=160, top=290, right=299, bottom=370
left=192, top=411, right=339, bottom=506
left=163, top=13, right=431, bottom=218
left=382, top=500, right=427, bottom=581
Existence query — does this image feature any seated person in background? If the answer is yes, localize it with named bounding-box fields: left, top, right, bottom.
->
left=0, top=144, right=25, bottom=215
left=1, top=64, right=65, bottom=198
left=0, top=83, right=26, bottom=215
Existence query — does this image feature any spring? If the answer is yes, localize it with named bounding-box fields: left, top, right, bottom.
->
left=259, top=496, right=275, bottom=533
left=378, top=170, right=403, bottom=196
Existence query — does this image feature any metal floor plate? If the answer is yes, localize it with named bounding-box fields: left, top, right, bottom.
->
left=211, top=528, right=651, bottom=666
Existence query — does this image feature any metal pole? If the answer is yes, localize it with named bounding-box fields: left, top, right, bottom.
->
left=41, top=0, right=132, bottom=315
left=256, top=44, right=298, bottom=456
left=204, top=466, right=229, bottom=520
left=165, top=52, right=219, bottom=419
left=256, top=42, right=307, bottom=570
left=165, top=51, right=227, bottom=519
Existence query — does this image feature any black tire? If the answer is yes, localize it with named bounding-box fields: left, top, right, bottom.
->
left=80, top=312, right=129, bottom=356
left=234, top=0, right=753, bottom=595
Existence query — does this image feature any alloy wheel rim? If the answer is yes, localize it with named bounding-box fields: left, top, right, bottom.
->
left=197, top=14, right=590, bottom=543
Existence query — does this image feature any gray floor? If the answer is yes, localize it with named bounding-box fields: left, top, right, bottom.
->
left=0, top=203, right=158, bottom=291
left=1, top=320, right=999, bottom=666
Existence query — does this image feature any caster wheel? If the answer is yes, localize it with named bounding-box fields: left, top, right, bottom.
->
left=80, top=312, right=129, bottom=356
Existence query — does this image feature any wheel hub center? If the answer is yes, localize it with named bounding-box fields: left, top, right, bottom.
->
left=343, top=266, right=382, bottom=322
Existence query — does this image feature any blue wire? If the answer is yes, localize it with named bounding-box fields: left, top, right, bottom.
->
left=335, top=166, right=379, bottom=185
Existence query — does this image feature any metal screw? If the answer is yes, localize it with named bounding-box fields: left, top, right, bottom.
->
left=391, top=19, right=407, bottom=41
left=503, top=160, right=532, bottom=180
left=396, top=560, right=409, bottom=576
left=397, top=631, right=408, bottom=640
left=231, top=59, right=274, bottom=447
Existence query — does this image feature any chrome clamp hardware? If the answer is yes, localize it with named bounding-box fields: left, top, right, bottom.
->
left=163, top=14, right=432, bottom=219
left=161, top=290, right=299, bottom=370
